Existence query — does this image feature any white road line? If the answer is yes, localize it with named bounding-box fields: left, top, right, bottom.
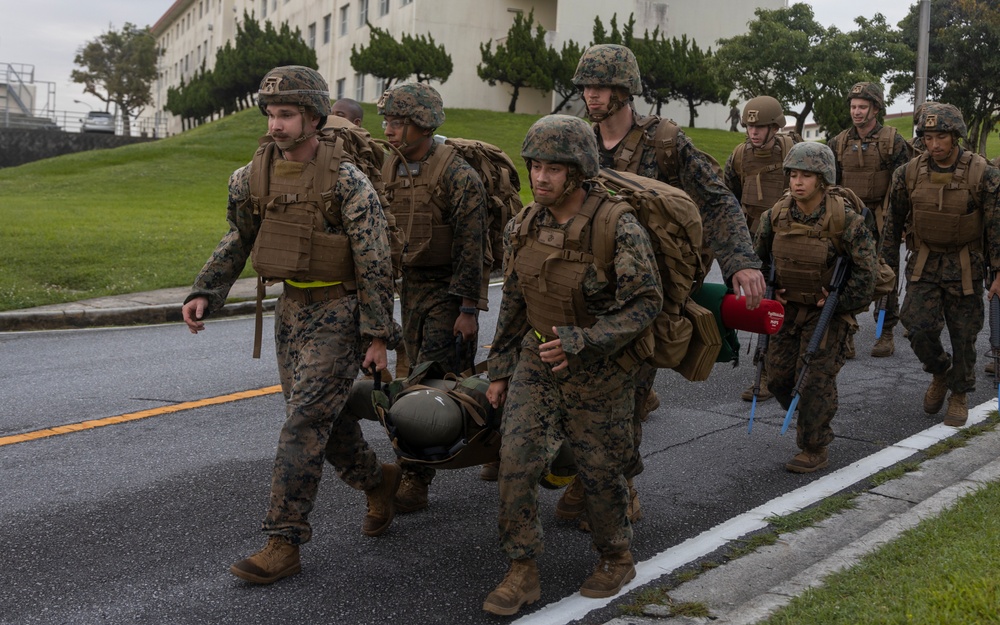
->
left=511, top=399, right=998, bottom=625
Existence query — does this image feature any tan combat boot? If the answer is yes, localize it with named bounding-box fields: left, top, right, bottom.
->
left=578, top=479, right=641, bottom=532
left=230, top=536, right=301, bottom=584
left=741, top=369, right=773, bottom=402
left=363, top=463, right=401, bottom=537
left=943, top=393, right=968, bottom=427
left=923, top=373, right=949, bottom=414
left=555, top=475, right=586, bottom=520
left=785, top=447, right=829, bottom=474
left=985, top=360, right=996, bottom=375
left=580, top=550, right=636, bottom=598
left=393, top=473, right=429, bottom=514
left=871, top=332, right=895, bottom=358
left=479, top=461, right=500, bottom=481
left=483, top=559, right=540, bottom=616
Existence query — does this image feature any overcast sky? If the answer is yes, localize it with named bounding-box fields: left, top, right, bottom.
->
left=0, top=1, right=914, bottom=117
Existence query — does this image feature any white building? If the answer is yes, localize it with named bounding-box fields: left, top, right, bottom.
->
left=148, top=0, right=787, bottom=136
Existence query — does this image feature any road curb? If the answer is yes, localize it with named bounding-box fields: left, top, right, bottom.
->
left=0, top=299, right=277, bottom=332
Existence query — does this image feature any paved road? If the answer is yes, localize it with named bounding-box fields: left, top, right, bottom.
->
left=0, top=282, right=993, bottom=624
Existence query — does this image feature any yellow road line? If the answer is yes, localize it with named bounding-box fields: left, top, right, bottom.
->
left=0, top=385, right=282, bottom=448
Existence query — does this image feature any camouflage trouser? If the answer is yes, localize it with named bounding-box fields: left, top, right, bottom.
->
left=900, top=279, right=983, bottom=394
left=399, top=275, right=478, bottom=484
left=766, top=303, right=851, bottom=452
left=625, top=361, right=657, bottom=479
left=498, top=335, right=634, bottom=560
left=265, top=294, right=383, bottom=545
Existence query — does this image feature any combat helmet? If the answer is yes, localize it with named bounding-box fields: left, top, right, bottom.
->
left=572, top=44, right=643, bottom=96
left=377, top=82, right=445, bottom=130
left=846, top=81, right=885, bottom=111
left=916, top=102, right=967, bottom=140
left=742, top=96, right=786, bottom=128
left=257, top=66, right=332, bottom=119
left=521, top=114, right=599, bottom=177
left=783, top=142, right=836, bottom=186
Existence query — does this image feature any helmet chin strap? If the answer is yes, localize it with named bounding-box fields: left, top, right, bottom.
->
left=274, top=108, right=317, bottom=151
left=588, top=90, right=629, bottom=123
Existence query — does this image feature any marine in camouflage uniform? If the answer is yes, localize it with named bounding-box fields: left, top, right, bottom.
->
left=377, top=82, right=488, bottom=512
left=562, top=43, right=764, bottom=521
left=755, top=142, right=877, bottom=472
left=482, top=115, right=662, bottom=616
left=882, top=102, right=1000, bottom=426
left=827, top=82, right=912, bottom=359
left=181, top=66, right=401, bottom=585
left=723, top=95, right=795, bottom=404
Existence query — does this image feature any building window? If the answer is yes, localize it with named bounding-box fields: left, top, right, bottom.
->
left=261, top=0, right=267, bottom=18
left=401, top=0, right=412, bottom=5
left=340, top=5, right=349, bottom=36
left=355, top=73, right=365, bottom=101
left=375, top=77, right=387, bottom=97
left=308, top=23, right=316, bottom=48
left=379, top=0, right=389, bottom=16
left=323, top=14, right=332, bottom=44
left=336, top=78, right=346, bottom=100
left=358, top=0, right=368, bottom=27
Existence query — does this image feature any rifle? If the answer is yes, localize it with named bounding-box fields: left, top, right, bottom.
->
left=748, top=258, right=777, bottom=434
left=990, top=294, right=1000, bottom=410
left=781, top=256, right=850, bottom=435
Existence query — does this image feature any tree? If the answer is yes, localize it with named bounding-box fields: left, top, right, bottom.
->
left=351, top=24, right=411, bottom=90
left=664, top=35, right=730, bottom=127
left=478, top=10, right=554, bottom=113
left=550, top=39, right=583, bottom=114
left=71, top=22, right=162, bottom=136
left=714, top=3, right=868, bottom=137
left=401, top=32, right=453, bottom=84
left=893, top=0, right=1000, bottom=153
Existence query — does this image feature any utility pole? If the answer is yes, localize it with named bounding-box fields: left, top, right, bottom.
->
left=914, top=0, right=931, bottom=132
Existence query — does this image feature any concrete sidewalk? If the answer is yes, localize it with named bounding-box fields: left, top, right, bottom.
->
left=0, top=277, right=277, bottom=332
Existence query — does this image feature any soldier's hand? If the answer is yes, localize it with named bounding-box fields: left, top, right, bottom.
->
left=989, top=273, right=1000, bottom=300
left=539, top=329, right=569, bottom=372
left=731, top=268, right=765, bottom=310
left=454, top=311, right=478, bottom=342
left=364, top=338, right=388, bottom=372
left=774, top=288, right=788, bottom=306
left=487, top=379, right=508, bottom=409
left=181, top=297, right=209, bottom=334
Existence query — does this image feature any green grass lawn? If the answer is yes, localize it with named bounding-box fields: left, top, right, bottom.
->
left=0, top=105, right=992, bottom=311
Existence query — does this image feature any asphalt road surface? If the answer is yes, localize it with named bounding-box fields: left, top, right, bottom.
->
left=1, top=279, right=994, bottom=625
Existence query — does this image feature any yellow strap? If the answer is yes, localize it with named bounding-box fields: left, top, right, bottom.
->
left=285, top=280, right=342, bottom=288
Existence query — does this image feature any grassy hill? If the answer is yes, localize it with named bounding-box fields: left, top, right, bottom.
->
left=5, top=103, right=987, bottom=312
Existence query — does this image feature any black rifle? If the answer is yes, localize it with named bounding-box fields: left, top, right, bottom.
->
left=781, top=256, right=850, bottom=435
left=748, top=257, right=777, bottom=434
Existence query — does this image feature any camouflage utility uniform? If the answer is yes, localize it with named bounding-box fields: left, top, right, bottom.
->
left=185, top=67, right=398, bottom=549
left=827, top=82, right=912, bottom=353
left=883, top=103, right=1000, bottom=420
left=378, top=82, right=488, bottom=501
left=755, top=143, right=877, bottom=470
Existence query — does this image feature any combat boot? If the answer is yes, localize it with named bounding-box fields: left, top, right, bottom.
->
left=580, top=551, right=636, bottom=598
left=740, top=369, right=773, bottom=402
left=943, top=393, right=968, bottom=427
left=578, top=479, right=641, bottom=532
left=230, top=536, right=300, bottom=584
left=785, top=447, right=829, bottom=473
left=362, top=463, right=401, bottom=537
left=985, top=360, right=996, bottom=375
left=555, top=475, right=586, bottom=521
left=870, top=333, right=895, bottom=358
left=479, top=461, right=499, bottom=481
left=393, top=473, right=429, bottom=514
left=482, top=559, right=540, bottom=616
left=923, top=373, right=949, bottom=414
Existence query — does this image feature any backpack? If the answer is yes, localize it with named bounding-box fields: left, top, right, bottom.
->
left=593, top=168, right=714, bottom=379
left=438, top=137, right=523, bottom=274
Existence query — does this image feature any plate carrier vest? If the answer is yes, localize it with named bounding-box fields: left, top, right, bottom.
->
left=904, top=150, right=987, bottom=295
left=731, top=134, right=796, bottom=233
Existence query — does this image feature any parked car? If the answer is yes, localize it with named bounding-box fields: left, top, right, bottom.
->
left=81, top=111, right=115, bottom=134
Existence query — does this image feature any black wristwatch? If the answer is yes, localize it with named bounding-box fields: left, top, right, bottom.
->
left=460, top=306, right=478, bottom=315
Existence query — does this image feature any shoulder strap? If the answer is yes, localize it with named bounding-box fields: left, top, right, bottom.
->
left=651, top=118, right=681, bottom=182
left=614, top=116, right=657, bottom=173
left=590, top=197, right=632, bottom=269
left=249, top=141, right=277, bottom=214
left=732, top=142, right=746, bottom=180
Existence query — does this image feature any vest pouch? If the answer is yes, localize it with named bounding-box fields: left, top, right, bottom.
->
left=913, top=210, right=973, bottom=247
left=307, top=230, right=355, bottom=283
left=672, top=300, right=722, bottom=382
left=841, top=169, right=889, bottom=204
left=251, top=218, right=311, bottom=278
left=647, top=310, right=692, bottom=369
left=400, top=211, right=454, bottom=267
left=775, top=262, right=824, bottom=305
